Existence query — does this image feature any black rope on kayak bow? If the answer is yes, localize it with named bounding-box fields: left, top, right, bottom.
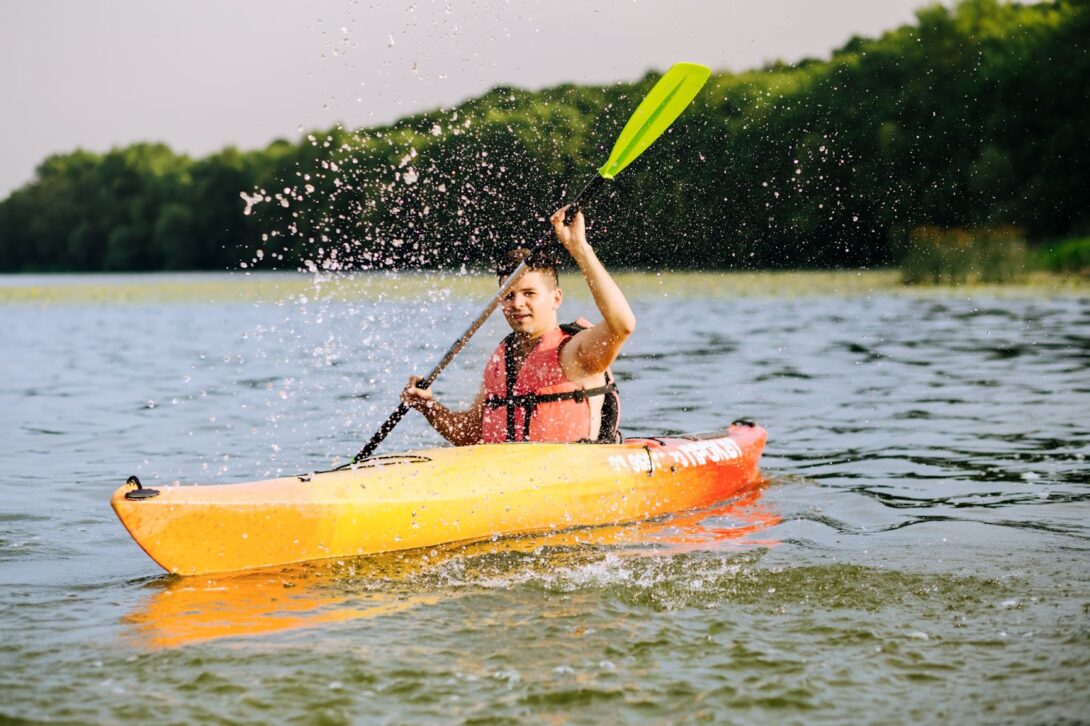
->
left=309, top=454, right=434, bottom=479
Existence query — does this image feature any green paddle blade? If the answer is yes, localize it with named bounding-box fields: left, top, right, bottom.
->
left=598, top=62, right=711, bottom=180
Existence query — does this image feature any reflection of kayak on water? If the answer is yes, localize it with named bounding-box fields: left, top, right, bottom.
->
left=124, top=574, right=443, bottom=650
left=124, top=483, right=780, bottom=649
left=111, top=421, right=768, bottom=577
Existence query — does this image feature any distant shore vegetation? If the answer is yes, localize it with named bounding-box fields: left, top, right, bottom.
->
left=4, top=270, right=1086, bottom=308
left=1, top=0, right=1087, bottom=280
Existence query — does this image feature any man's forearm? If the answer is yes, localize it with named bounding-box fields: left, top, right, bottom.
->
left=420, top=401, right=480, bottom=446
left=570, top=243, right=636, bottom=336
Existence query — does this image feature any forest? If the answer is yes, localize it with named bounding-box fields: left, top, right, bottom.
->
left=1, top=0, right=1087, bottom=274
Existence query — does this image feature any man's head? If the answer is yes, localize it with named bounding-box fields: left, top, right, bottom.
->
left=495, top=248, right=562, bottom=337
left=494, top=248, right=559, bottom=288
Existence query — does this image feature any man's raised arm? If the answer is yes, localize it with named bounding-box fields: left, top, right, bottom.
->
left=551, top=207, right=636, bottom=378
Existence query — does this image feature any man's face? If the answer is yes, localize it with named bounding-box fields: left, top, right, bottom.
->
left=500, top=270, right=562, bottom=336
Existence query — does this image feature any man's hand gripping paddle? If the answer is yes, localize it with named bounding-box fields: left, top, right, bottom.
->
left=352, top=62, right=711, bottom=463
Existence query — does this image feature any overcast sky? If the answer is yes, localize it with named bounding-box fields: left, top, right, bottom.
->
left=1, top=0, right=934, bottom=197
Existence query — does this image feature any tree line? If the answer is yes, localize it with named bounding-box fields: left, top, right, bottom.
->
left=1, top=0, right=1087, bottom=273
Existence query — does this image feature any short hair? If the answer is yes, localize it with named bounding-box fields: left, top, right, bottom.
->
left=495, top=247, right=559, bottom=288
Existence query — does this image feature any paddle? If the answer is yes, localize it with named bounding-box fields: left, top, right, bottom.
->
left=351, top=61, right=711, bottom=463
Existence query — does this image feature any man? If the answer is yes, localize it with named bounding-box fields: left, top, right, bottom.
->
left=401, top=206, right=636, bottom=445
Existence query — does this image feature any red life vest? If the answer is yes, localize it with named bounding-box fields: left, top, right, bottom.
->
left=481, top=320, right=621, bottom=444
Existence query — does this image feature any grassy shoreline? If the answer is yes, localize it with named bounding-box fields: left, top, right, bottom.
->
left=1, top=269, right=1086, bottom=305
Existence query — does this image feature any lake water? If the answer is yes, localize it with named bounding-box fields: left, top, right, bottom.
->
left=1, top=271, right=1088, bottom=723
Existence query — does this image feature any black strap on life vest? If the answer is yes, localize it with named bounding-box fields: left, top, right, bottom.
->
left=485, top=322, right=622, bottom=443
left=502, top=329, right=520, bottom=442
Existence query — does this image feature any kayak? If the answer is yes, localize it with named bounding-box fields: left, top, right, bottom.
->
left=127, top=491, right=780, bottom=649
left=111, top=421, right=767, bottom=576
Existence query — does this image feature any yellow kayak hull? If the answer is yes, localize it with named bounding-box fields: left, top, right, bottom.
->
left=111, top=423, right=767, bottom=576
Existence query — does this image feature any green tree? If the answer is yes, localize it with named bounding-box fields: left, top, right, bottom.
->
left=0, top=0, right=1086, bottom=272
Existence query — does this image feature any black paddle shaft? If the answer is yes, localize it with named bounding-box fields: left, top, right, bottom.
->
left=563, top=174, right=606, bottom=225
left=351, top=173, right=609, bottom=463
